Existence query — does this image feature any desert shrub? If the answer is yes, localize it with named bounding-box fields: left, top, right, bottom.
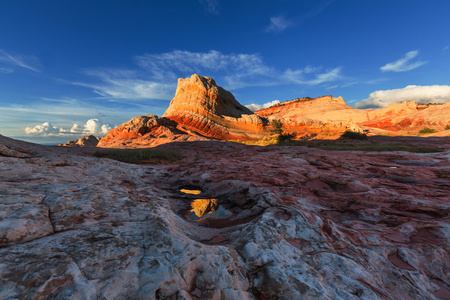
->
left=159, top=134, right=167, bottom=138
left=270, top=119, right=283, bottom=135
left=340, top=130, right=367, bottom=140
left=418, top=128, right=436, bottom=134
left=445, top=125, right=450, bottom=130
left=94, top=149, right=183, bottom=163
left=276, top=132, right=295, bottom=144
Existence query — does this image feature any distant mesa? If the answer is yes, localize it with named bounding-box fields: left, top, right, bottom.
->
left=59, top=135, right=100, bottom=147
left=61, top=74, right=450, bottom=148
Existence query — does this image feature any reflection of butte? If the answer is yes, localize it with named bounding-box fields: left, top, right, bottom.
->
left=191, top=199, right=219, bottom=217
left=180, top=189, right=201, bottom=195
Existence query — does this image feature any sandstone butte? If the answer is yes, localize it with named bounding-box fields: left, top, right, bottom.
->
left=95, top=74, right=450, bottom=148
left=0, top=133, right=449, bottom=299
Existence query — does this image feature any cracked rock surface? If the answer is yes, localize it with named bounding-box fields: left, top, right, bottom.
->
left=0, top=135, right=449, bottom=299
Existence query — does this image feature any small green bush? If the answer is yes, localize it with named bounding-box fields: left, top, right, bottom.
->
left=270, top=119, right=283, bottom=135
left=340, top=130, right=367, bottom=140
left=276, top=132, right=295, bottom=144
left=418, top=128, right=436, bottom=134
left=94, top=149, right=183, bottom=163
left=159, top=134, right=167, bottom=138
left=445, top=125, right=450, bottom=130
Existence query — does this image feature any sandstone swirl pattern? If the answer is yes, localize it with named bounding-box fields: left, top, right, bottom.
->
left=1, top=134, right=449, bottom=299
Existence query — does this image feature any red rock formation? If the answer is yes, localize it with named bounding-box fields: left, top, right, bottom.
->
left=97, top=114, right=210, bottom=148
left=255, top=97, right=450, bottom=137
left=59, top=135, right=100, bottom=147
left=89, top=75, right=450, bottom=148
left=162, top=74, right=267, bottom=140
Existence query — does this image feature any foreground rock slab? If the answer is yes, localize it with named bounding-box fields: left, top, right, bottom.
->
left=0, top=134, right=449, bottom=299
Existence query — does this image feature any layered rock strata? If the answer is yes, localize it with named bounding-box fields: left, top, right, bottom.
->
left=255, top=97, right=450, bottom=136
left=162, top=74, right=267, bottom=140
left=97, top=114, right=209, bottom=148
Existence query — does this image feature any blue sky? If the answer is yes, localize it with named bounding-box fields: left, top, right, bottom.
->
left=1, top=0, right=449, bottom=144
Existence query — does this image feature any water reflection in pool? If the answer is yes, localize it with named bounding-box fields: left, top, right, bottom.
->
left=187, top=199, right=232, bottom=221
left=180, top=189, right=202, bottom=195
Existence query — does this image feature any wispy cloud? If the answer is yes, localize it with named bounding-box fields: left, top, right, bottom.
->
left=199, top=0, right=219, bottom=14
left=264, top=16, right=294, bottom=33
left=304, top=0, right=334, bottom=20
left=354, top=85, right=450, bottom=108
left=380, top=50, right=426, bottom=72
left=0, top=49, right=41, bottom=73
left=283, top=67, right=343, bottom=85
left=264, top=1, right=333, bottom=33
left=75, top=69, right=176, bottom=100
left=74, top=50, right=345, bottom=101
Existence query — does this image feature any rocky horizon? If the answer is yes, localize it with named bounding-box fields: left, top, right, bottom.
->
left=60, top=74, right=449, bottom=149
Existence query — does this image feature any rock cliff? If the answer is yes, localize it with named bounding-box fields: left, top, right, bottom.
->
left=163, top=74, right=267, bottom=140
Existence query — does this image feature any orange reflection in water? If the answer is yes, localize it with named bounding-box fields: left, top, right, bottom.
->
left=191, top=199, right=219, bottom=217
left=180, top=189, right=202, bottom=195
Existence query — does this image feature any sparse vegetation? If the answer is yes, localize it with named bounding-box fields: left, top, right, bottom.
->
left=340, top=130, right=368, bottom=140
left=270, top=119, right=294, bottom=144
left=418, top=128, right=436, bottom=135
left=276, top=132, right=296, bottom=144
left=445, top=125, right=450, bottom=130
left=296, top=140, right=442, bottom=153
left=94, top=149, right=183, bottom=163
left=159, top=134, right=167, bottom=138
left=270, top=119, right=283, bottom=135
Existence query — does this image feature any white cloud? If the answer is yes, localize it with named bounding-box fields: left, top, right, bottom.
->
left=245, top=100, right=281, bottom=112
left=76, top=71, right=176, bottom=100
left=0, top=49, right=41, bottom=73
left=76, top=50, right=344, bottom=100
left=264, top=16, right=294, bottom=33
left=283, top=67, right=343, bottom=85
left=24, top=122, right=60, bottom=136
left=380, top=50, right=426, bottom=72
left=83, top=119, right=111, bottom=135
left=136, top=50, right=271, bottom=79
left=25, top=119, right=112, bottom=137
left=199, top=0, right=219, bottom=14
left=354, top=85, right=450, bottom=108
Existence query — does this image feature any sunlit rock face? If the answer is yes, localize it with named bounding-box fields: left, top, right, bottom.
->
left=162, top=74, right=267, bottom=141
left=255, top=97, right=450, bottom=137
left=75, top=75, right=449, bottom=149
left=97, top=114, right=209, bottom=148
